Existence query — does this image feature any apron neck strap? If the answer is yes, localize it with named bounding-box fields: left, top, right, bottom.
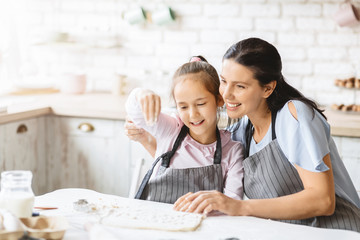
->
left=161, top=125, right=222, bottom=167
left=271, top=110, right=277, bottom=140
left=213, top=127, right=222, bottom=164
left=161, top=125, right=189, bottom=167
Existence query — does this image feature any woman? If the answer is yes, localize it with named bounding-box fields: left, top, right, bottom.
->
left=125, top=38, right=360, bottom=232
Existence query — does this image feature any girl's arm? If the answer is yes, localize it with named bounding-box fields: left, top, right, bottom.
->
left=126, top=88, right=179, bottom=151
left=222, top=141, right=244, bottom=200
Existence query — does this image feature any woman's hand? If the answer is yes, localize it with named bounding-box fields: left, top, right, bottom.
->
left=136, top=89, right=161, bottom=126
left=173, top=191, right=242, bottom=216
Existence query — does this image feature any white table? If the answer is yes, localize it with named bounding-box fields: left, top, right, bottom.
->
left=35, top=188, right=359, bottom=240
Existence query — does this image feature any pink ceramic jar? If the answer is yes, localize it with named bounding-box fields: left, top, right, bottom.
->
left=60, top=73, right=87, bottom=94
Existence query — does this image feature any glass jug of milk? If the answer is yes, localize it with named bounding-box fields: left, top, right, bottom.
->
left=0, top=170, right=35, bottom=218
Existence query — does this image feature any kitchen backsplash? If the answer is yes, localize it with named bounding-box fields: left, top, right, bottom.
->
left=1, top=0, right=360, bottom=106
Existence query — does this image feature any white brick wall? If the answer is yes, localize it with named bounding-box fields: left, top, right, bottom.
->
left=204, top=4, right=240, bottom=17
left=155, top=43, right=190, bottom=56
left=314, top=63, right=354, bottom=76
left=283, top=61, right=313, bottom=75
left=255, top=18, right=294, bottom=31
left=4, top=0, right=360, bottom=110
left=169, top=4, right=202, bottom=16
left=278, top=47, right=306, bottom=61
left=278, top=33, right=315, bottom=46
left=317, top=33, right=358, bottom=46
left=296, top=18, right=335, bottom=30
left=218, top=18, right=253, bottom=31
left=4, top=0, right=360, bottom=185
left=307, top=47, right=347, bottom=60
left=164, top=31, right=199, bottom=43
left=283, top=4, right=322, bottom=17
left=242, top=4, right=280, bottom=17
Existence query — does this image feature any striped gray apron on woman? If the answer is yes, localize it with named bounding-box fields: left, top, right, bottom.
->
left=135, top=125, right=223, bottom=204
left=243, top=111, right=360, bottom=232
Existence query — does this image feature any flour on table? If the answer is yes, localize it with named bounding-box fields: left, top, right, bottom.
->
left=73, top=199, right=204, bottom=232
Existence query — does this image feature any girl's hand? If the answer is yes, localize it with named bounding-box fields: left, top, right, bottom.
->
left=173, top=191, right=242, bottom=216
left=124, top=116, right=157, bottom=157
left=124, top=116, right=146, bottom=142
left=136, top=89, right=161, bottom=126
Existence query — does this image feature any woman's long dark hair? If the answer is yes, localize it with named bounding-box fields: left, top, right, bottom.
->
left=223, top=38, right=326, bottom=156
left=223, top=37, right=326, bottom=119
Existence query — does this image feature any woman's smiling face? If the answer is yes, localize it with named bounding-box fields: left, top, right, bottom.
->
left=219, top=59, right=269, bottom=119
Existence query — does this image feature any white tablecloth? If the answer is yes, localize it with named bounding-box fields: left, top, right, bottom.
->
left=35, top=188, right=360, bottom=240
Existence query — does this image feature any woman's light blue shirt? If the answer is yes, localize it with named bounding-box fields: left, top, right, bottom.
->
left=230, top=100, right=360, bottom=208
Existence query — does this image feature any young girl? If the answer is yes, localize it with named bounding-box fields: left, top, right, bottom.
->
left=125, top=56, right=244, bottom=204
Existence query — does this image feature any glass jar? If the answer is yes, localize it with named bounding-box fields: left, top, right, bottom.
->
left=0, top=170, right=34, bottom=218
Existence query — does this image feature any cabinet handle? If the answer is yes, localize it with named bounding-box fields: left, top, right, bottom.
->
left=78, top=123, right=95, bottom=132
left=17, top=124, right=28, bottom=134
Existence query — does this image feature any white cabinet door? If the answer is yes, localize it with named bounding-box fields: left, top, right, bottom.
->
left=128, top=141, right=154, bottom=183
left=45, top=116, right=130, bottom=197
left=0, top=117, right=46, bottom=195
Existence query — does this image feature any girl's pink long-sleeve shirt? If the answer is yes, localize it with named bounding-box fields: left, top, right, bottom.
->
left=126, top=88, right=244, bottom=200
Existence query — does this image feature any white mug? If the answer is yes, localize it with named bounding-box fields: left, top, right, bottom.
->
left=333, top=2, right=360, bottom=27
left=124, top=7, right=146, bottom=25
left=151, top=7, right=175, bottom=25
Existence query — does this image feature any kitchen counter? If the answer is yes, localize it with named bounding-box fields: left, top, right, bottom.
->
left=35, top=188, right=359, bottom=240
left=325, top=109, right=360, bottom=138
left=0, top=93, right=128, bottom=124
left=0, top=93, right=360, bottom=137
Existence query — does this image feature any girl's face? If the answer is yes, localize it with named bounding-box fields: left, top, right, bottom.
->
left=174, top=74, right=221, bottom=144
left=219, top=59, right=269, bottom=119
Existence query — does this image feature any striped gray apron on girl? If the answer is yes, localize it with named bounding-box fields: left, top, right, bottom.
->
left=243, top=111, right=360, bottom=232
left=135, top=125, right=223, bottom=204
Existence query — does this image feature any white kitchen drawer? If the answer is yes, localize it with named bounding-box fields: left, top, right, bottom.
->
left=57, top=116, right=116, bottom=138
left=44, top=116, right=131, bottom=196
